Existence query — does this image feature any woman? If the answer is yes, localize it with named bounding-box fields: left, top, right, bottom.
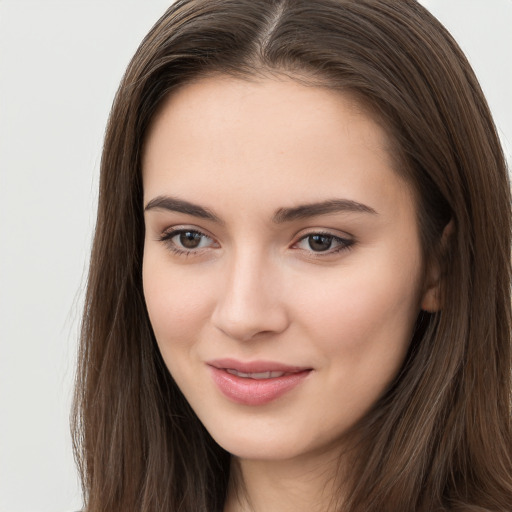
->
left=72, top=0, right=512, bottom=510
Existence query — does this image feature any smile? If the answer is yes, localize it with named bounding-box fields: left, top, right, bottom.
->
left=225, top=369, right=288, bottom=379
left=207, top=359, right=312, bottom=406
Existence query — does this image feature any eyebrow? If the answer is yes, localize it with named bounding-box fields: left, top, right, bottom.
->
left=144, top=195, right=377, bottom=223
left=272, top=199, right=377, bottom=223
left=144, top=195, right=222, bottom=223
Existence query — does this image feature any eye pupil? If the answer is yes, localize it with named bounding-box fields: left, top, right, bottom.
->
left=180, top=231, right=202, bottom=249
left=308, top=234, right=333, bottom=252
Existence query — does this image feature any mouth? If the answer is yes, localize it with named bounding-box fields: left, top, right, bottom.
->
left=225, top=369, right=292, bottom=379
left=207, top=359, right=312, bottom=406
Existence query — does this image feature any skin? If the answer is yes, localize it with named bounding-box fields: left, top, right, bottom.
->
left=142, top=75, right=439, bottom=512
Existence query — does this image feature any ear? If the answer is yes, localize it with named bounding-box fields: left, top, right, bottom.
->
left=420, top=219, right=454, bottom=313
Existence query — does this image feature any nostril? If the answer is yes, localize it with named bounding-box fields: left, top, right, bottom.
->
left=210, top=257, right=290, bottom=340
left=211, top=300, right=289, bottom=342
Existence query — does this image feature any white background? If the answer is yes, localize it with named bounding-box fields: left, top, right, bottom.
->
left=0, top=1, right=510, bottom=511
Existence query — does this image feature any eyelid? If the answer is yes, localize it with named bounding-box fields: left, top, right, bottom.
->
left=158, top=225, right=219, bottom=255
left=158, top=224, right=216, bottom=240
left=291, top=229, right=355, bottom=256
left=292, top=226, right=354, bottom=243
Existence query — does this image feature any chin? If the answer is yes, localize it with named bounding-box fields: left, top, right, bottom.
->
left=202, top=414, right=347, bottom=464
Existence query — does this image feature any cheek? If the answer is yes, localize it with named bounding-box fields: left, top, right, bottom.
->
left=290, top=266, right=422, bottom=431
left=142, top=262, right=216, bottom=402
left=142, top=251, right=215, bottom=354
left=292, top=255, right=423, bottom=368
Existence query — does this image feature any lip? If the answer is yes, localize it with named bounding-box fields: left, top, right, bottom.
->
left=207, top=359, right=312, bottom=406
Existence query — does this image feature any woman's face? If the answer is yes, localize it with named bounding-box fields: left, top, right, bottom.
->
left=142, top=76, right=434, bottom=462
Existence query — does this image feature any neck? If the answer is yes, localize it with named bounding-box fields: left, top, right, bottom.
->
left=224, top=450, right=347, bottom=512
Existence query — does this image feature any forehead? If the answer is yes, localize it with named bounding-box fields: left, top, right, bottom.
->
left=144, top=75, right=391, bottom=160
left=142, top=75, right=413, bottom=218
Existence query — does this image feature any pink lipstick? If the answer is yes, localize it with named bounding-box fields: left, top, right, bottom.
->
left=207, top=359, right=312, bottom=406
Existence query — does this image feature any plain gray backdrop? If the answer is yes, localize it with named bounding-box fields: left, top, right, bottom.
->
left=0, top=1, right=511, bottom=511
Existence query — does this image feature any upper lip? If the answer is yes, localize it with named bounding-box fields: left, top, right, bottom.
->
left=207, top=358, right=311, bottom=373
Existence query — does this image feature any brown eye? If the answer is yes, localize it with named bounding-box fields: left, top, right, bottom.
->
left=295, top=232, right=353, bottom=255
left=160, top=229, right=216, bottom=253
left=179, top=231, right=204, bottom=249
left=307, top=234, right=334, bottom=252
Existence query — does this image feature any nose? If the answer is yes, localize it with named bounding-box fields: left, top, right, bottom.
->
left=211, top=248, right=290, bottom=342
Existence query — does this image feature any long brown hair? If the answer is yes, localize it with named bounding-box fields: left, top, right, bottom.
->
left=72, top=1, right=512, bottom=510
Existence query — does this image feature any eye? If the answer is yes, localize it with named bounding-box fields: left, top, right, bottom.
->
left=159, top=228, right=217, bottom=254
left=295, top=233, right=353, bottom=254
left=174, top=230, right=211, bottom=249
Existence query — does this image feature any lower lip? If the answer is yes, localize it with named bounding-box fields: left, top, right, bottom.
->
left=208, top=366, right=311, bottom=406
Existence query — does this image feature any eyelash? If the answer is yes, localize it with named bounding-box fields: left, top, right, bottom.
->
left=158, top=228, right=217, bottom=256
left=294, top=231, right=354, bottom=257
left=158, top=228, right=355, bottom=258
